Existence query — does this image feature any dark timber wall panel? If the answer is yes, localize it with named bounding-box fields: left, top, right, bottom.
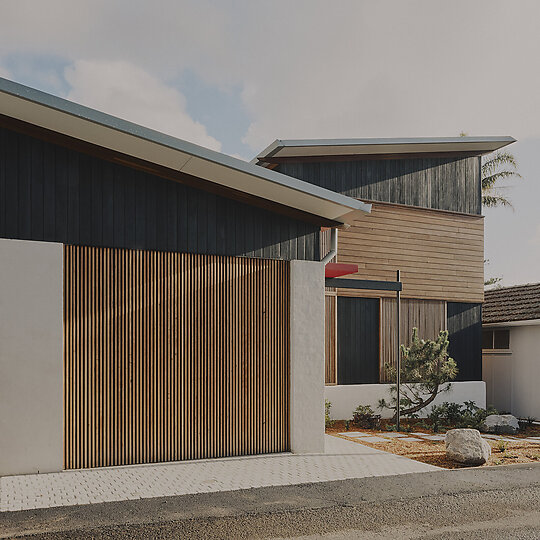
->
left=64, top=245, right=290, bottom=469
left=447, top=302, right=482, bottom=382
left=277, top=157, right=481, bottom=215
left=0, top=127, right=319, bottom=260
left=337, top=297, right=379, bottom=385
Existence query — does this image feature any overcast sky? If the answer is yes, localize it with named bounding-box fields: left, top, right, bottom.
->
left=1, top=0, right=538, bottom=286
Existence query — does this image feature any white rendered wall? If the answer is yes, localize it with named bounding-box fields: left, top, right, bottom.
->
left=483, top=324, right=540, bottom=419
left=0, top=239, right=63, bottom=476
left=509, top=325, right=540, bottom=418
left=290, top=260, right=325, bottom=453
left=325, top=381, right=486, bottom=421
left=482, top=352, right=513, bottom=412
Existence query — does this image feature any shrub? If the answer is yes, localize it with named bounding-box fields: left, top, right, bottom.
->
left=379, top=328, right=458, bottom=422
left=351, top=405, right=381, bottom=429
left=325, top=399, right=335, bottom=428
left=427, top=401, right=499, bottom=432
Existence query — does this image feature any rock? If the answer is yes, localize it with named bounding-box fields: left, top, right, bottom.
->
left=482, top=414, right=520, bottom=434
left=445, top=428, right=491, bottom=465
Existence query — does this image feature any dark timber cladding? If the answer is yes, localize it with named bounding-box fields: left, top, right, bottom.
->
left=447, top=302, right=482, bottom=381
left=0, top=126, right=320, bottom=260
left=337, top=297, right=379, bottom=384
left=276, top=157, right=482, bottom=215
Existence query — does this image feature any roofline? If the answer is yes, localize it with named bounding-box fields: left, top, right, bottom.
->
left=254, top=136, right=517, bottom=164
left=483, top=319, right=540, bottom=327
left=484, top=282, right=540, bottom=294
left=0, top=77, right=371, bottom=224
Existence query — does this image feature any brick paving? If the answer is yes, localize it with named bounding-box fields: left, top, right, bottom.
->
left=0, top=435, right=438, bottom=512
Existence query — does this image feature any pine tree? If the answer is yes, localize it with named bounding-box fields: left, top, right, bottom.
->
left=379, top=328, right=458, bottom=421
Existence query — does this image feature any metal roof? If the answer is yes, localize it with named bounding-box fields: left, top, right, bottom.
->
left=254, top=136, right=516, bottom=164
left=0, top=77, right=371, bottom=225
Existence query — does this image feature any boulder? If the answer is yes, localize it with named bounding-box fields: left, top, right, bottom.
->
left=445, top=428, right=491, bottom=465
left=482, top=414, right=520, bottom=434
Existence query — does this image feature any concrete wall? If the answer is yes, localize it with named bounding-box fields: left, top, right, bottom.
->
left=290, top=260, right=325, bottom=453
left=0, top=239, right=63, bottom=476
left=325, top=381, right=486, bottom=421
left=483, top=324, right=540, bottom=418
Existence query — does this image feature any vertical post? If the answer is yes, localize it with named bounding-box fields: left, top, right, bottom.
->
left=396, top=270, right=401, bottom=431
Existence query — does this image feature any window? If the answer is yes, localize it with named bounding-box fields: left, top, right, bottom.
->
left=482, top=329, right=510, bottom=350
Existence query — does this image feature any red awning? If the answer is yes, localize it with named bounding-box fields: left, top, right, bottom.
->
left=325, top=263, right=358, bottom=278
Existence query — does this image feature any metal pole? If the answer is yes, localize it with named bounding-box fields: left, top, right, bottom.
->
left=396, top=269, right=401, bottom=431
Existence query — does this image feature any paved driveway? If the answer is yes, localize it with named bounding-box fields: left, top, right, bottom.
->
left=0, top=435, right=438, bottom=512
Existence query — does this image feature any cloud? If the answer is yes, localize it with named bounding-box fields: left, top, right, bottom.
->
left=64, top=60, right=221, bottom=151
left=3, top=1, right=540, bottom=153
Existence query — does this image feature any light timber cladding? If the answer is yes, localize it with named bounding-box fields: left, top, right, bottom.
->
left=325, top=294, right=337, bottom=384
left=379, top=298, right=447, bottom=383
left=337, top=202, right=484, bottom=303
left=64, top=245, right=290, bottom=470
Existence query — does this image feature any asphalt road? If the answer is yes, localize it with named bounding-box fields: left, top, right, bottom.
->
left=1, top=464, right=539, bottom=539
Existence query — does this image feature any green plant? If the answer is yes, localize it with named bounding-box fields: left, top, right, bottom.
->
left=325, top=399, right=335, bottom=428
left=379, top=328, right=458, bottom=422
left=344, top=420, right=350, bottom=431
left=351, top=405, right=381, bottom=429
left=496, top=439, right=507, bottom=453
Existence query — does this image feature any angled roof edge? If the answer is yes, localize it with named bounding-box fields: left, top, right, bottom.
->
left=254, top=136, right=517, bottom=164
left=0, top=77, right=370, bottom=225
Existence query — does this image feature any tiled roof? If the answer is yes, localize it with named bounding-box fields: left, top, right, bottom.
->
left=483, top=283, right=540, bottom=324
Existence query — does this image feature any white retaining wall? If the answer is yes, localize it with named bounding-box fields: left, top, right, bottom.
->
left=325, top=381, right=486, bottom=421
left=0, top=239, right=64, bottom=476
left=290, top=260, right=325, bottom=453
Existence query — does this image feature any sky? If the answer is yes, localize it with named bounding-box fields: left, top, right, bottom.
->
left=0, top=0, right=538, bottom=286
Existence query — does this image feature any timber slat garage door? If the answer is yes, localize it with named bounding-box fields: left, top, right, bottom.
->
left=64, top=246, right=290, bottom=469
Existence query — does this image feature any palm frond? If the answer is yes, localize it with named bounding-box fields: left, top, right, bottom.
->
left=482, top=170, right=522, bottom=190
left=482, top=194, right=513, bottom=208
left=482, top=151, right=520, bottom=176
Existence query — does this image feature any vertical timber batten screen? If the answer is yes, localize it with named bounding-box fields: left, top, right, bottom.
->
left=64, top=245, right=290, bottom=470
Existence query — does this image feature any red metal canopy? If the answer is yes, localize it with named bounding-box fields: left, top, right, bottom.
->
left=324, top=263, right=358, bottom=278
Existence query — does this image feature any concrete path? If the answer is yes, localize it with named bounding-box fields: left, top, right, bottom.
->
left=1, top=464, right=539, bottom=539
left=0, top=435, right=437, bottom=512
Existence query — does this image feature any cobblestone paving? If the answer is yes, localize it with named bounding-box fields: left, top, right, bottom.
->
left=0, top=435, right=438, bottom=512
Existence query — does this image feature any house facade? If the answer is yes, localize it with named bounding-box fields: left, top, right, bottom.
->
left=255, top=137, right=515, bottom=419
left=482, top=283, right=540, bottom=418
left=0, top=78, right=371, bottom=476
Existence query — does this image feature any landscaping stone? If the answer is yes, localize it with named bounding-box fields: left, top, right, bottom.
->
left=422, top=435, right=445, bottom=441
left=445, top=429, right=491, bottom=465
left=361, top=436, right=386, bottom=443
left=482, top=414, right=520, bottom=434
left=381, top=433, right=409, bottom=438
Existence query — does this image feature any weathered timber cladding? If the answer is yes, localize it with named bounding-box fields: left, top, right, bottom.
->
left=325, top=294, right=337, bottom=384
left=276, top=156, right=481, bottom=215
left=0, top=127, right=320, bottom=260
left=447, top=302, right=482, bottom=381
left=336, top=203, right=484, bottom=303
left=337, top=297, right=379, bottom=385
left=380, top=298, right=446, bottom=383
left=64, top=246, right=290, bottom=469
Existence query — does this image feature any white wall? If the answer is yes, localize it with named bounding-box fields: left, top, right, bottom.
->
left=290, top=260, right=325, bottom=453
left=325, top=381, right=486, bottom=421
left=483, top=324, right=540, bottom=419
left=510, top=325, right=540, bottom=418
left=482, top=352, right=513, bottom=412
left=0, top=239, right=63, bottom=476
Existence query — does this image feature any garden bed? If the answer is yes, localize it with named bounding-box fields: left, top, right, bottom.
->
left=326, top=420, right=540, bottom=469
